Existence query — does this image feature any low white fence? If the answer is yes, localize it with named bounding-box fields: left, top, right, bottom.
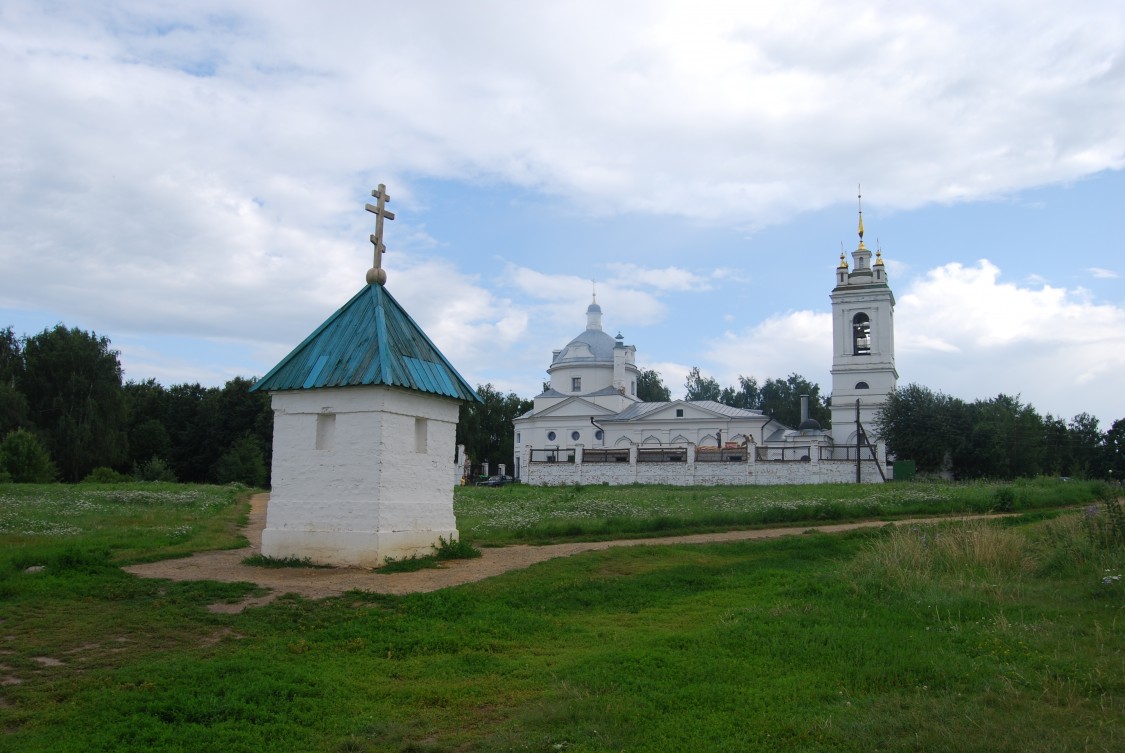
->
left=519, top=441, right=887, bottom=486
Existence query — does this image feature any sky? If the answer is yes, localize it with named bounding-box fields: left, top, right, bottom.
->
left=2, top=1, right=1124, bottom=427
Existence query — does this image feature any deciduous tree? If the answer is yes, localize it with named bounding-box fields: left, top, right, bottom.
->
left=876, top=384, right=964, bottom=474
left=683, top=367, right=721, bottom=402
left=636, top=368, right=671, bottom=402
left=758, top=373, right=831, bottom=428
left=457, top=384, right=532, bottom=473
left=18, top=326, right=126, bottom=481
left=0, top=428, right=57, bottom=482
left=0, top=327, right=28, bottom=437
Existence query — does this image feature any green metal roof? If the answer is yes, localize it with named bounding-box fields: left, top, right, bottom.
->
left=251, top=284, right=481, bottom=402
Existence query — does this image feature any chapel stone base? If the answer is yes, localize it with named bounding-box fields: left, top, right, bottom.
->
left=261, top=526, right=459, bottom=568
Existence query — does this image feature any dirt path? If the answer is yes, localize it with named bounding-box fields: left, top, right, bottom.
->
left=124, top=493, right=1010, bottom=611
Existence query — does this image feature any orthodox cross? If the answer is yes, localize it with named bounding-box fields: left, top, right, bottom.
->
left=365, top=184, right=395, bottom=285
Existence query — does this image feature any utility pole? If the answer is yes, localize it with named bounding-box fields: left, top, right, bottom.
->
left=855, top=399, right=862, bottom=483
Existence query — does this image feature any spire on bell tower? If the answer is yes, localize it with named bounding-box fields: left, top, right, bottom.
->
left=857, top=185, right=867, bottom=251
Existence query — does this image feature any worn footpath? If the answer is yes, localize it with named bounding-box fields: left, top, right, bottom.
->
left=124, top=493, right=1011, bottom=611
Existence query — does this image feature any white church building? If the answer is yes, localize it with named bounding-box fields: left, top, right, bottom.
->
left=513, top=209, right=896, bottom=486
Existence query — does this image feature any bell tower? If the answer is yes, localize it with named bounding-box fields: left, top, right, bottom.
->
left=830, top=189, right=897, bottom=443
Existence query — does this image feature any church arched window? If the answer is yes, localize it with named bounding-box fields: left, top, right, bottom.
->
left=855, top=381, right=869, bottom=390
left=852, top=313, right=871, bottom=355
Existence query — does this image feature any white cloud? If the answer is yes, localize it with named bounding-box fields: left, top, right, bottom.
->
left=1089, top=267, right=1118, bottom=279
left=896, top=260, right=1125, bottom=419
left=705, top=310, right=833, bottom=389
left=603, top=263, right=713, bottom=292
left=502, top=264, right=670, bottom=331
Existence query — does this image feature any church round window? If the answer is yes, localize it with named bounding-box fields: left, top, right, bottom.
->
left=595, top=430, right=604, bottom=440
left=547, top=431, right=556, bottom=441
left=571, top=431, right=581, bottom=441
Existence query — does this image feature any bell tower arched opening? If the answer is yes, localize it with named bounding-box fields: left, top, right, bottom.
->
left=852, top=313, right=871, bottom=355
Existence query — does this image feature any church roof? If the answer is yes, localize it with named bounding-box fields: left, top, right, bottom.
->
left=691, top=401, right=768, bottom=418
left=552, top=328, right=618, bottom=364
left=251, top=283, right=480, bottom=402
left=604, top=400, right=767, bottom=421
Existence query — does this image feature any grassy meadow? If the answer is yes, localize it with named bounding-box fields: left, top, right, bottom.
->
left=455, top=477, right=1106, bottom=544
left=1, top=479, right=1123, bottom=752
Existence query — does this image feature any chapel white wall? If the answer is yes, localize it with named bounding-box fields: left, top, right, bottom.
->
left=263, top=385, right=461, bottom=567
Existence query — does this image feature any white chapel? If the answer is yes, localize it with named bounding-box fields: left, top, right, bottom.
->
left=252, top=185, right=480, bottom=566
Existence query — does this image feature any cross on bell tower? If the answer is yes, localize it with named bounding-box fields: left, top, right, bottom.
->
left=365, top=184, right=395, bottom=285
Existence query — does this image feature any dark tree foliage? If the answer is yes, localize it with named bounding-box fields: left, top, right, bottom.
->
left=1067, top=412, right=1106, bottom=479
left=0, top=428, right=57, bottom=482
left=1041, top=414, right=1072, bottom=476
left=957, top=394, right=1043, bottom=479
left=636, top=368, right=671, bottom=402
left=875, top=384, right=964, bottom=474
left=124, top=378, right=173, bottom=468
left=1106, top=418, right=1125, bottom=482
left=18, top=325, right=127, bottom=481
left=757, top=374, right=831, bottom=428
left=719, top=375, right=761, bottom=410
left=216, top=435, right=268, bottom=487
left=683, top=367, right=722, bottom=402
left=457, top=384, right=532, bottom=472
left=210, top=377, right=273, bottom=479
left=0, top=327, right=28, bottom=437
left=122, top=377, right=274, bottom=485
left=144, top=381, right=207, bottom=482
left=878, top=383, right=1112, bottom=480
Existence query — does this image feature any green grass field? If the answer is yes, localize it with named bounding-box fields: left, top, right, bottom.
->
left=1, top=480, right=1123, bottom=752
left=456, top=477, right=1106, bottom=544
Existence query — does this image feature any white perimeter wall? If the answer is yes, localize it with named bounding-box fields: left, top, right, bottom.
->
left=521, top=443, right=887, bottom=486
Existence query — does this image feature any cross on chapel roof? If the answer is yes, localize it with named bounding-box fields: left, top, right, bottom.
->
left=365, top=184, right=395, bottom=286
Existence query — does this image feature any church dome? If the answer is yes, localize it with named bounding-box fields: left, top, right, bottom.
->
left=551, top=295, right=616, bottom=364
left=552, top=328, right=617, bottom=364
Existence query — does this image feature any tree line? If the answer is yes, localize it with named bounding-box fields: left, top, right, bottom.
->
left=0, top=325, right=272, bottom=485
left=0, top=323, right=535, bottom=486
left=876, top=383, right=1122, bottom=480
left=4, top=323, right=1118, bottom=486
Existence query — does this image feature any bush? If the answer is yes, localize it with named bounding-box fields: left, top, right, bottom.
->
left=992, top=486, right=1016, bottom=512
left=0, top=428, right=58, bottom=483
left=216, top=436, right=267, bottom=487
left=134, top=457, right=177, bottom=482
left=433, top=535, right=482, bottom=561
left=82, top=466, right=133, bottom=483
